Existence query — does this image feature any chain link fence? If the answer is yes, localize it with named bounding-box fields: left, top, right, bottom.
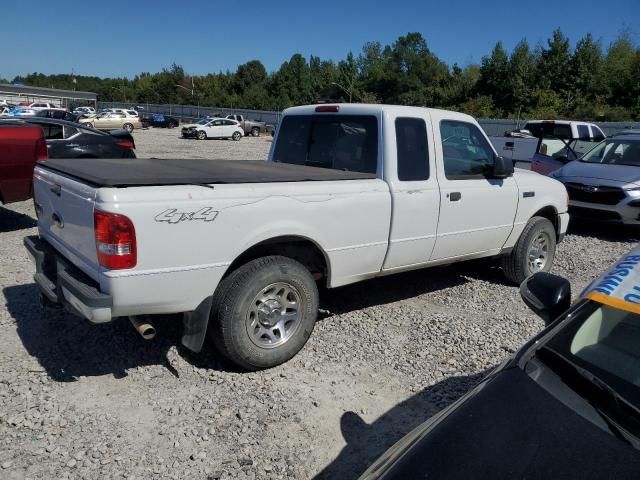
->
left=97, top=101, right=282, bottom=125
left=97, top=101, right=639, bottom=136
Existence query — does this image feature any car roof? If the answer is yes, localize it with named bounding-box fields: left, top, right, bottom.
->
left=283, top=103, right=478, bottom=123
left=0, top=116, right=106, bottom=132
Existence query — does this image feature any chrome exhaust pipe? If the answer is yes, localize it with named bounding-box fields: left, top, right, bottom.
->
left=129, top=316, right=156, bottom=340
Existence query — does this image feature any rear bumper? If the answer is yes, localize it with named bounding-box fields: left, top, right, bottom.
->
left=24, top=235, right=113, bottom=323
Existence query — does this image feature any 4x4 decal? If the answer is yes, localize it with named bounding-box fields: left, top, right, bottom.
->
left=155, top=207, right=218, bottom=224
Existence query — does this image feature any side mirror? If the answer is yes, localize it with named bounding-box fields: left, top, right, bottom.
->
left=492, top=155, right=514, bottom=178
left=520, top=272, right=571, bottom=326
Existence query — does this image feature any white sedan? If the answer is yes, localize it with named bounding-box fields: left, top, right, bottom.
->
left=181, top=117, right=244, bottom=141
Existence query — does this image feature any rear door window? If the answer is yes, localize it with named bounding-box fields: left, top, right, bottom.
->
left=36, top=123, right=64, bottom=140
left=396, top=117, right=429, bottom=181
left=577, top=124, right=590, bottom=139
left=272, top=115, right=378, bottom=174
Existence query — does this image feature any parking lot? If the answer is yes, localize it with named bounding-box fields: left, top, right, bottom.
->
left=0, top=127, right=638, bottom=479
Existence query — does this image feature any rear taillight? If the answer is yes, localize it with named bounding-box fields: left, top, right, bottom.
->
left=116, top=140, right=134, bottom=149
left=36, top=138, right=48, bottom=161
left=94, top=210, right=137, bottom=269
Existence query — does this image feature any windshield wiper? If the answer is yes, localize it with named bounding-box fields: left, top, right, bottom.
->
left=538, top=347, right=640, bottom=446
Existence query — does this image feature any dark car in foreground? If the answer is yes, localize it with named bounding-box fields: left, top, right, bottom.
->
left=145, top=113, right=179, bottom=128
left=360, top=249, right=640, bottom=479
left=35, top=108, right=81, bottom=122
left=0, top=118, right=136, bottom=159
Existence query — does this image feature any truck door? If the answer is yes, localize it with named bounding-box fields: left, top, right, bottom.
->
left=382, top=113, right=440, bottom=270
left=431, top=119, right=517, bottom=261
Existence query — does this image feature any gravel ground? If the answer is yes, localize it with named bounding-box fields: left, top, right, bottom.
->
left=1, top=129, right=638, bottom=479
left=134, top=127, right=274, bottom=160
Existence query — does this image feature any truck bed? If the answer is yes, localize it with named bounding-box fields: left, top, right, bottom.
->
left=38, top=158, right=377, bottom=187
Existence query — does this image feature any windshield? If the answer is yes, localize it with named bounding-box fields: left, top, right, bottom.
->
left=195, top=118, right=210, bottom=125
left=540, top=301, right=640, bottom=412
left=581, top=139, right=640, bottom=167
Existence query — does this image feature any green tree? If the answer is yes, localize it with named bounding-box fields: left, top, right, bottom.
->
left=508, top=40, right=536, bottom=115
left=537, top=29, right=572, bottom=111
left=478, top=42, right=510, bottom=112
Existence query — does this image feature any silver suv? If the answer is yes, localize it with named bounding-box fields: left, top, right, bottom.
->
left=550, top=134, right=640, bottom=224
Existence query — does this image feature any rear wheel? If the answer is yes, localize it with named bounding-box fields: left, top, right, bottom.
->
left=197, top=130, right=207, bottom=140
left=232, top=131, right=242, bottom=141
left=123, top=123, right=134, bottom=133
left=501, top=216, right=556, bottom=284
left=251, top=127, right=260, bottom=137
left=208, top=256, right=318, bottom=370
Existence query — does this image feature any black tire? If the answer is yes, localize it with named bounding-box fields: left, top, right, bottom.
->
left=251, top=127, right=260, bottom=137
left=123, top=123, right=134, bottom=133
left=232, top=131, right=242, bottom=141
left=209, top=256, right=318, bottom=370
left=501, top=216, right=556, bottom=284
left=197, top=130, right=207, bottom=140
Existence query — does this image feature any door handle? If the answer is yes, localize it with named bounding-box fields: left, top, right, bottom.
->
left=448, top=192, right=462, bottom=202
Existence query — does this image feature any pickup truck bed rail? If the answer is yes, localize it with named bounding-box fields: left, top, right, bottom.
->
left=39, top=158, right=377, bottom=187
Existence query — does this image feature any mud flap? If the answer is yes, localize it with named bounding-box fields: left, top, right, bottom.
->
left=181, top=296, right=213, bottom=353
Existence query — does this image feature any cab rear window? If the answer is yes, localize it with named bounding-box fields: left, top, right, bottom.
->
left=272, top=115, right=378, bottom=174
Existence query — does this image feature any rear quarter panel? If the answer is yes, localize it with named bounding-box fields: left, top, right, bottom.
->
left=96, top=179, right=391, bottom=314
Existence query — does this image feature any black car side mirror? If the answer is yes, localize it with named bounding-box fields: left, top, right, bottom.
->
left=520, top=272, right=571, bottom=326
left=492, top=155, right=514, bottom=178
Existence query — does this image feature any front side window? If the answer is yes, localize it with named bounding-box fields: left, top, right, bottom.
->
left=440, top=120, right=494, bottom=179
left=396, top=117, right=429, bottom=181
left=592, top=127, right=606, bottom=142
left=272, top=115, right=378, bottom=174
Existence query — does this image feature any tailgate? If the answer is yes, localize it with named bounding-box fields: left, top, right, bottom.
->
left=33, top=165, right=99, bottom=272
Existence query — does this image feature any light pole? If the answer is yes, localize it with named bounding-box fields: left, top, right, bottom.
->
left=330, top=81, right=355, bottom=103
left=175, top=82, right=199, bottom=118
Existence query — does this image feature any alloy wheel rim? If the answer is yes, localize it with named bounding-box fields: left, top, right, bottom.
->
left=528, top=232, right=550, bottom=272
left=246, top=282, right=303, bottom=349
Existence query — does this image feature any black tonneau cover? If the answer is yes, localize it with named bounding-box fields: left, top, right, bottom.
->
left=38, top=158, right=378, bottom=187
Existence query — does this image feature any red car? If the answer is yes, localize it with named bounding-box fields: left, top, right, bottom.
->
left=0, top=122, right=48, bottom=204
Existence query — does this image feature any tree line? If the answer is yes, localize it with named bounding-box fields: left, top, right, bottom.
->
left=5, top=29, right=640, bottom=121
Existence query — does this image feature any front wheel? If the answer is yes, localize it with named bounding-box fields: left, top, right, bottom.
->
left=208, top=256, right=318, bottom=370
left=123, top=123, right=134, bottom=133
left=251, top=127, right=260, bottom=137
left=232, top=131, right=242, bottom=141
left=197, top=130, right=207, bottom=140
left=501, top=216, right=556, bottom=284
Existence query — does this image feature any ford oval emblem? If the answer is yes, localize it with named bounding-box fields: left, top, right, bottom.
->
left=584, top=185, right=598, bottom=193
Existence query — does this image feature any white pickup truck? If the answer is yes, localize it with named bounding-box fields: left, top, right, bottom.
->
left=25, top=104, right=569, bottom=370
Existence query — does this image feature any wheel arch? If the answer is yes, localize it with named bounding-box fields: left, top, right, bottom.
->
left=224, top=235, right=331, bottom=287
left=532, top=205, right=560, bottom=240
